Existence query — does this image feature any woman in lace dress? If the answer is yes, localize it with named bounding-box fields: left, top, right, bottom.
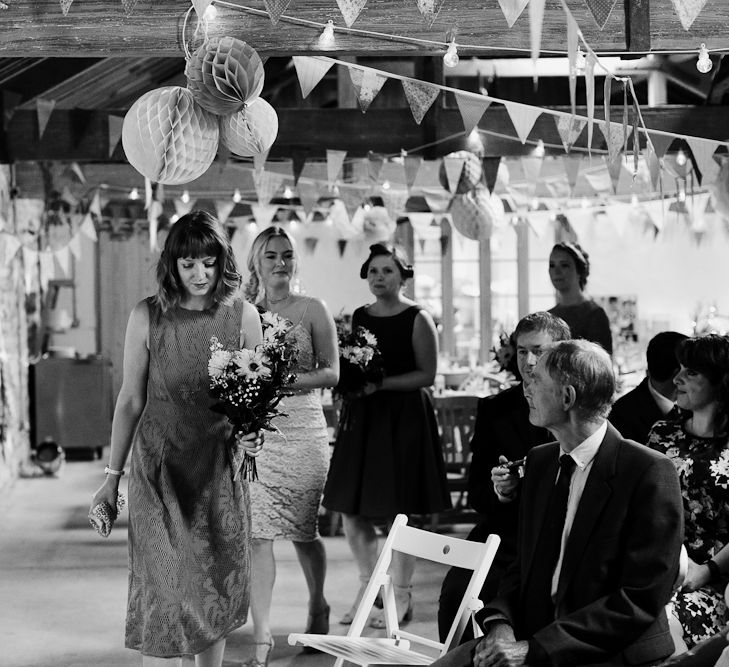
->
left=89, top=211, right=263, bottom=667
left=647, top=333, right=729, bottom=648
left=244, top=225, right=339, bottom=666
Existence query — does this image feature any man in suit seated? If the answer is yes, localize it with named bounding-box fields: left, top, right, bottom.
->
left=437, top=312, right=571, bottom=642
left=609, top=331, right=687, bottom=444
left=433, top=339, right=684, bottom=667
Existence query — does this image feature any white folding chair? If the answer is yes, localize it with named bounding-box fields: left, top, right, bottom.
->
left=288, top=514, right=500, bottom=666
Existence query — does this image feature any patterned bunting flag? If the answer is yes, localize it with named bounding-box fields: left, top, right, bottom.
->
left=121, top=0, right=139, bottom=17
left=503, top=101, right=542, bottom=143
left=336, top=0, right=368, bottom=26
left=263, top=0, right=292, bottom=24
left=415, top=0, right=446, bottom=27
left=348, top=68, right=387, bottom=113
left=583, top=0, right=619, bottom=29
left=292, top=57, right=334, bottom=99
left=327, top=150, right=347, bottom=190
left=555, top=115, right=586, bottom=153
left=36, top=98, right=56, bottom=140
left=497, top=0, right=529, bottom=27
left=600, top=121, right=630, bottom=162
left=687, top=137, right=720, bottom=185
left=670, top=0, right=708, bottom=30
left=454, top=93, right=491, bottom=135
left=402, top=80, right=440, bottom=125
left=60, top=0, right=74, bottom=15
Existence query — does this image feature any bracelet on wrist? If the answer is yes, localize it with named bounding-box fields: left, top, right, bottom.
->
left=705, top=558, right=721, bottom=582
left=104, top=466, right=125, bottom=477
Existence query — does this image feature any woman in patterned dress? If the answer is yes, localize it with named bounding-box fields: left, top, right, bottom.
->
left=647, top=333, right=729, bottom=648
left=244, top=226, right=339, bottom=666
left=89, top=211, right=263, bottom=667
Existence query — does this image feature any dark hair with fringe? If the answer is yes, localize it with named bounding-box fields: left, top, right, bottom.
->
left=676, top=334, right=729, bottom=418
left=551, top=242, right=590, bottom=290
left=245, top=225, right=297, bottom=303
left=359, top=243, right=414, bottom=280
left=154, top=210, right=241, bottom=312
left=514, top=311, right=571, bottom=344
left=541, top=339, right=616, bottom=421
left=646, top=331, right=688, bottom=382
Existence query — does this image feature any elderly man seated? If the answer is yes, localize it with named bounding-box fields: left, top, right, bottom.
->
left=433, top=340, right=684, bottom=667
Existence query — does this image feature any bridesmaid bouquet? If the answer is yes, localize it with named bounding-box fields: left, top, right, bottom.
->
left=334, top=324, right=385, bottom=401
left=208, top=312, right=297, bottom=482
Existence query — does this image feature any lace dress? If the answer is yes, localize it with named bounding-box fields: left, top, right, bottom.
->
left=647, top=417, right=729, bottom=647
left=249, top=301, right=330, bottom=541
left=126, top=297, right=251, bottom=658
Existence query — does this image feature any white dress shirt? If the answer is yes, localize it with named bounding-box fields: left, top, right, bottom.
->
left=647, top=379, right=675, bottom=416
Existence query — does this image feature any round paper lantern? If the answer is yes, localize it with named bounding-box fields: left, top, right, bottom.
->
left=219, top=98, right=278, bottom=157
left=186, top=37, right=265, bottom=116
left=449, top=188, right=503, bottom=240
left=122, top=87, right=219, bottom=185
left=438, top=150, right=483, bottom=194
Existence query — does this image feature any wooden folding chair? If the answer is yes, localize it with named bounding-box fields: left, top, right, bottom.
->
left=288, top=514, right=500, bottom=666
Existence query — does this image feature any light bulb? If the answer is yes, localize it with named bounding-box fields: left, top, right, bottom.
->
left=318, top=20, right=335, bottom=47
left=170, top=214, right=179, bottom=223
left=204, top=3, right=217, bottom=20
left=181, top=190, right=190, bottom=204
left=697, top=43, right=713, bottom=74
left=676, top=150, right=687, bottom=167
left=443, top=40, right=459, bottom=68
left=574, top=46, right=586, bottom=73
left=630, top=194, right=639, bottom=206
left=283, top=185, right=294, bottom=199
left=381, top=180, right=391, bottom=190
left=533, top=139, right=545, bottom=158
left=232, top=188, right=242, bottom=203
left=530, top=197, right=539, bottom=210
left=129, top=187, right=139, bottom=200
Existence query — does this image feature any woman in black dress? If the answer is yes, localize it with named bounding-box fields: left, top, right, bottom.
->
left=323, top=243, right=450, bottom=629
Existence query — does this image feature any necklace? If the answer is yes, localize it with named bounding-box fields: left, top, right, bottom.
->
left=267, top=293, right=292, bottom=305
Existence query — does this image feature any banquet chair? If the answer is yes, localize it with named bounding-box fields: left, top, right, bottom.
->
left=288, top=514, right=500, bottom=667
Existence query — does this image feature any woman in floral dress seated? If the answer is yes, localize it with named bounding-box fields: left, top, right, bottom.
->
left=647, top=333, right=729, bottom=648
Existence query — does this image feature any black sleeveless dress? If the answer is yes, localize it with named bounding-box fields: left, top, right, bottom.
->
left=323, top=305, right=450, bottom=518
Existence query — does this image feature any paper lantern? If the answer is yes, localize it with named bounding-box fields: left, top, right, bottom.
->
left=122, top=87, right=219, bottom=185
left=449, top=188, right=503, bottom=240
left=220, top=98, right=278, bottom=157
left=186, top=37, right=265, bottom=116
left=438, top=150, right=482, bottom=194
left=357, top=206, right=396, bottom=243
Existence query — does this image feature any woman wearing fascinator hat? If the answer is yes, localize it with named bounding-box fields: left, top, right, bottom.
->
left=547, top=241, right=613, bottom=355
left=322, top=243, right=451, bottom=629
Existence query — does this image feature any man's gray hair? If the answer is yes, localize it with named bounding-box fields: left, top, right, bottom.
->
left=541, top=339, right=616, bottom=421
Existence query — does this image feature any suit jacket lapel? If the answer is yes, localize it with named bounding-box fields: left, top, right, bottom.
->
left=555, top=424, right=620, bottom=602
left=524, top=447, right=560, bottom=582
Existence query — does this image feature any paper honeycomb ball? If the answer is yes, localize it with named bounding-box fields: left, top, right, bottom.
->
left=438, top=150, right=483, bottom=194
left=219, top=98, right=278, bottom=157
left=449, top=188, right=503, bottom=240
left=186, top=37, right=265, bottom=116
left=122, top=86, right=219, bottom=185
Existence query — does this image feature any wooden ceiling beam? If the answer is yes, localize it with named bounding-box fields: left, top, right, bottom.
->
left=3, top=106, right=728, bottom=162
left=0, top=0, right=726, bottom=57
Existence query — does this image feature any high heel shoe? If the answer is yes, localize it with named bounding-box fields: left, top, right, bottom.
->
left=301, top=603, right=330, bottom=654
left=241, top=638, right=274, bottom=667
left=340, top=575, right=370, bottom=625
left=369, top=587, right=413, bottom=629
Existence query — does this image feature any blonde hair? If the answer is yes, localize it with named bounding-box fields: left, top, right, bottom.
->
left=245, top=225, right=298, bottom=302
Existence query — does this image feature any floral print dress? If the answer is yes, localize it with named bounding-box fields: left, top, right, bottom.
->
left=647, top=417, right=729, bottom=647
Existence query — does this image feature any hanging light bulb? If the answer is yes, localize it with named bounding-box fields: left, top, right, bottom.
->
left=533, top=139, right=545, bottom=158
left=381, top=180, right=391, bottom=190
left=232, top=188, right=242, bottom=203
left=467, top=128, right=485, bottom=155
left=170, top=214, right=179, bottom=224
left=697, top=43, right=713, bottom=74
left=676, top=149, right=687, bottom=167
left=318, top=20, right=335, bottom=47
left=180, top=190, right=191, bottom=204
left=443, top=40, right=459, bottom=68
left=128, top=187, right=140, bottom=200
left=204, top=3, right=217, bottom=20
left=678, top=184, right=687, bottom=203
left=574, top=46, right=586, bottom=73
left=283, top=185, right=294, bottom=199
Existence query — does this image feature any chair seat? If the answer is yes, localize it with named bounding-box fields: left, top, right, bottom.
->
left=288, top=634, right=434, bottom=665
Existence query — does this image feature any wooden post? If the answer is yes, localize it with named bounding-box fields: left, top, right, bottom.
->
left=439, top=216, right=455, bottom=358
left=516, top=217, right=530, bottom=318
left=478, top=236, right=492, bottom=363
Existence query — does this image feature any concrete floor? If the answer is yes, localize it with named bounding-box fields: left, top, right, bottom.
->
left=0, top=457, right=471, bottom=667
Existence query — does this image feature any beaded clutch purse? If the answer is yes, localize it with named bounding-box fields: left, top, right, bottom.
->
left=89, top=493, right=126, bottom=538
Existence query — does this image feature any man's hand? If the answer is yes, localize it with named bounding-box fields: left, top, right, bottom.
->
left=491, top=456, right=520, bottom=500
left=474, top=633, right=529, bottom=667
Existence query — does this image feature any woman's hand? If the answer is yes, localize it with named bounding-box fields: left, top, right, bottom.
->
left=681, top=557, right=711, bottom=592
left=362, top=382, right=380, bottom=396
left=89, top=475, right=120, bottom=518
left=491, top=455, right=520, bottom=501
left=237, top=430, right=264, bottom=457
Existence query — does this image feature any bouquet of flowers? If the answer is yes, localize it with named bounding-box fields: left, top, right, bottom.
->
left=334, top=323, right=385, bottom=401
left=208, top=311, right=297, bottom=482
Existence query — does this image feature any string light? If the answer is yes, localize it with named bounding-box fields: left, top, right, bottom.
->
left=574, top=46, right=586, bottom=72
left=443, top=40, right=459, bottom=68
left=128, top=187, right=140, bottom=200
left=170, top=214, right=179, bottom=223
left=232, top=188, right=242, bottom=203
left=676, top=150, right=687, bottom=167
left=204, top=3, right=218, bottom=20
left=533, top=139, right=545, bottom=157
left=381, top=180, right=391, bottom=190
left=318, top=20, right=335, bottom=47
left=697, top=43, right=713, bottom=74
left=181, top=190, right=191, bottom=204
left=283, top=185, right=294, bottom=199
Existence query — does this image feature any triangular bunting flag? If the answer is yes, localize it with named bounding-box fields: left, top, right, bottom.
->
left=1, top=233, right=21, bottom=267
left=253, top=170, right=285, bottom=205
left=530, top=0, right=546, bottom=65
left=251, top=204, right=279, bottom=227
left=338, top=183, right=369, bottom=220
left=687, top=137, right=720, bottom=185
left=3, top=90, right=22, bottom=129
left=443, top=155, right=466, bottom=194
left=215, top=200, right=236, bottom=224
left=336, top=0, right=368, bottom=26
left=585, top=54, right=597, bottom=153
left=402, top=80, right=440, bottom=125
left=174, top=197, right=196, bottom=218
left=600, top=121, right=631, bottom=161
left=121, top=0, right=139, bottom=17
left=192, top=0, right=213, bottom=16
left=503, top=101, right=542, bottom=144
left=337, top=239, right=348, bottom=257
left=36, top=98, right=56, bottom=140
left=415, top=0, right=446, bottom=27
left=670, top=0, right=708, bottom=31
left=68, top=233, right=82, bottom=260
left=562, top=155, right=583, bottom=194
left=348, top=67, right=387, bottom=113
left=60, top=0, right=73, bottom=15
left=497, top=0, right=529, bottom=27
left=380, top=188, right=410, bottom=220
left=69, top=162, right=86, bottom=184
left=648, top=132, right=674, bottom=159
left=404, top=155, right=423, bottom=191
left=555, top=115, right=586, bottom=153
left=481, top=157, right=501, bottom=194
left=327, top=150, right=347, bottom=189
left=292, top=150, right=308, bottom=185
left=566, top=11, right=579, bottom=117
left=297, top=181, right=320, bottom=216
left=80, top=213, right=98, bottom=241
left=605, top=156, right=622, bottom=194
left=108, top=114, right=123, bottom=157
left=304, top=237, right=319, bottom=255
left=263, top=0, right=292, bottom=23
left=253, top=150, right=270, bottom=174
left=367, top=152, right=385, bottom=184
left=584, top=0, right=619, bottom=29
left=521, top=156, right=543, bottom=193
left=54, top=246, right=71, bottom=276
left=408, top=212, right=436, bottom=238
left=423, top=191, right=452, bottom=212
left=454, top=93, right=491, bottom=135
left=89, top=190, right=102, bottom=218
left=292, top=56, right=334, bottom=99
left=706, top=197, right=716, bottom=214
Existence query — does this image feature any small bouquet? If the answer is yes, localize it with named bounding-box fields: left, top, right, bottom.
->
left=208, top=311, right=297, bottom=482
left=334, top=323, right=385, bottom=401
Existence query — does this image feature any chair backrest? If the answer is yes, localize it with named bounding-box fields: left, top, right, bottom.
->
left=348, top=514, right=500, bottom=657
left=434, top=395, right=479, bottom=469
